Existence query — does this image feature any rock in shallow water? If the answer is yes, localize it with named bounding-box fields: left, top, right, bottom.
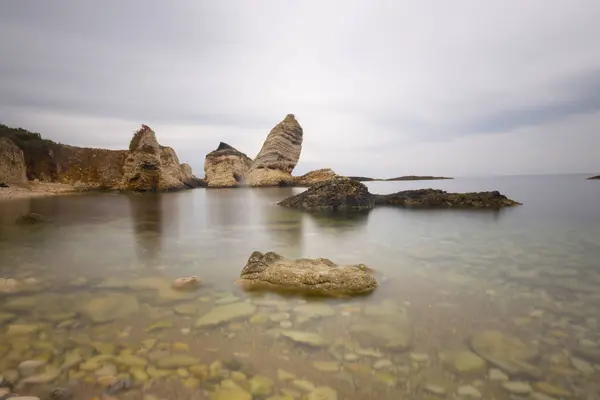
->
left=280, top=330, right=328, bottom=347
left=195, top=303, right=257, bottom=328
left=79, top=293, right=139, bottom=323
left=470, top=330, right=540, bottom=378
left=237, top=251, right=378, bottom=297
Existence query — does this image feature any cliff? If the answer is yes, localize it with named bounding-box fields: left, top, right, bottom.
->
left=247, top=114, right=303, bottom=186
left=0, top=136, right=27, bottom=184
left=0, top=123, right=200, bottom=191
left=204, top=142, right=253, bottom=187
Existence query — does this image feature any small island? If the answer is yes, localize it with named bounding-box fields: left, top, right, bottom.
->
left=347, top=175, right=453, bottom=182
left=278, top=177, right=521, bottom=210
left=588, top=175, right=600, bottom=180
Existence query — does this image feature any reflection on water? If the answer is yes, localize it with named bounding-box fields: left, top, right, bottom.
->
left=0, top=175, right=599, bottom=399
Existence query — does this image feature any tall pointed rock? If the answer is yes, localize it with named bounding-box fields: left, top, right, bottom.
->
left=247, top=114, right=303, bottom=186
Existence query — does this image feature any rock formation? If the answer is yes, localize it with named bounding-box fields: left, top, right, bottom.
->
left=279, top=177, right=374, bottom=210
left=278, top=177, right=521, bottom=210
left=247, top=114, right=303, bottom=186
left=0, top=137, right=27, bottom=184
left=0, top=123, right=201, bottom=192
left=204, top=142, right=253, bottom=187
left=374, top=189, right=521, bottom=208
left=588, top=175, right=600, bottom=180
left=292, top=168, right=338, bottom=187
left=237, top=251, right=379, bottom=297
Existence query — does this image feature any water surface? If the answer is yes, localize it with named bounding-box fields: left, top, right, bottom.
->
left=1, top=174, right=599, bottom=399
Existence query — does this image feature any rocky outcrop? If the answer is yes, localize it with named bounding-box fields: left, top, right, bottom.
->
left=292, top=168, right=338, bottom=187
left=236, top=251, right=379, bottom=297
left=204, top=142, right=253, bottom=187
left=279, top=177, right=374, bottom=210
left=0, top=137, right=27, bottom=184
left=588, top=175, right=600, bottom=180
left=385, top=175, right=453, bottom=181
left=0, top=124, right=199, bottom=192
left=374, top=189, right=521, bottom=208
left=247, top=114, right=303, bottom=186
left=278, top=177, right=521, bottom=210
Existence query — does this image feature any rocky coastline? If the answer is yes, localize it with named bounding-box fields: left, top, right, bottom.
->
left=587, top=175, right=599, bottom=180
left=0, top=123, right=204, bottom=199
left=278, top=177, right=521, bottom=210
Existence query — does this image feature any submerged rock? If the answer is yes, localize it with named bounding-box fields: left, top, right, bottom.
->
left=204, top=142, right=253, bottom=187
left=237, top=251, right=379, bottom=297
left=470, top=330, right=540, bottom=378
left=15, top=213, right=48, bottom=225
left=79, top=293, right=140, bottom=323
left=280, top=330, right=328, bottom=347
left=247, top=114, right=303, bottom=187
left=171, top=276, right=202, bottom=291
left=195, top=302, right=257, bottom=328
left=278, top=177, right=521, bottom=210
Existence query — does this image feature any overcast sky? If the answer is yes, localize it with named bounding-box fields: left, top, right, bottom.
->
left=1, top=1, right=599, bottom=177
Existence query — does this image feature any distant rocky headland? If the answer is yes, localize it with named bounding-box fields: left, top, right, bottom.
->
left=278, top=177, right=522, bottom=210
left=588, top=175, right=600, bottom=180
left=0, top=123, right=203, bottom=195
left=348, top=175, right=453, bottom=182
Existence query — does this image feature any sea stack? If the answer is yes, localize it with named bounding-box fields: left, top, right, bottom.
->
left=121, top=124, right=197, bottom=191
left=247, top=114, right=303, bottom=186
left=203, top=142, right=253, bottom=187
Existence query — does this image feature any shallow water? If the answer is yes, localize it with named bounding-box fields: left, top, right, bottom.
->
left=1, top=174, right=599, bottom=399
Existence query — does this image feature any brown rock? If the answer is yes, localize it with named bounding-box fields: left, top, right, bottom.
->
left=293, top=169, right=338, bottom=187
left=278, top=177, right=375, bottom=210
left=0, top=137, right=27, bottom=184
left=121, top=125, right=195, bottom=191
left=236, top=251, right=379, bottom=297
left=172, top=276, right=202, bottom=291
left=204, top=142, right=253, bottom=187
left=247, top=114, right=303, bottom=186
left=278, top=178, right=521, bottom=210
left=374, top=189, right=522, bottom=208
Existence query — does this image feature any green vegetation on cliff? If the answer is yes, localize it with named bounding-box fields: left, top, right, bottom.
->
left=0, top=123, right=59, bottom=151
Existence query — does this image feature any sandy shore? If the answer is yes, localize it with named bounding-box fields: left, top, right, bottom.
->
left=0, top=182, right=83, bottom=201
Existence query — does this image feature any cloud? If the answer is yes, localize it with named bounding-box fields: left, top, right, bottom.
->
left=0, top=0, right=599, bottom=176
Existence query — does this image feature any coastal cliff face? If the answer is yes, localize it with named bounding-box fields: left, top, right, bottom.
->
left=204, top=142, right=253, bottom=187
left=0, top=137, right=27, bottom=183
left=247, top=114, right=303, bottom=186
left=0, top=123, right=198, bottom=191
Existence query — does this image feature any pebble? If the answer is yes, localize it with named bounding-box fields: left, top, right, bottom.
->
left=488, top=368, right=509, bottom=381
left=277, top=369, right=296, bottom=382
left=293, top=379, right=316, bottom=392
left=312, top=361, right=340, bottom=372
left=409, top=353, right=429, bottom=363
left=571, top=357, right=594, bottom=374
left=18, top=360, right=47, bottom=377
left=425, top=384, right=446, bottom=395
left=373, top=359, right=393, bottom=369
left=280, top=321, right=293, bottom=328
left=457, top=385, right=482, bottom=398
left=344, top=353, right=359, bottom=361
left=502, top=381, right=532, bottom=395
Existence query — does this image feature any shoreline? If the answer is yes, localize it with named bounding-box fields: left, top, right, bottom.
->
left=0, top=182, right=85, bottom=201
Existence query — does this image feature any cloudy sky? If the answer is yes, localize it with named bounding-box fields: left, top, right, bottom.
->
left=1, top=1, right=599, bottom=177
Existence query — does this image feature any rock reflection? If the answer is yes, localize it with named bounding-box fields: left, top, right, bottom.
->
left=305, top=209, right=371, bottom=234
left=127, top=193, right=164, bottom=265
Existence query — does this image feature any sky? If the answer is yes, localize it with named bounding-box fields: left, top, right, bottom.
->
left=0, top=1, right=599, bottom=178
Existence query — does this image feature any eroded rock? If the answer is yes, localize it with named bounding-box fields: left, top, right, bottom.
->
left=0, top=137, right=27, bottom=184
left=278, top=177, right=521, bottom=210
left=293, top=169, right=338, bottom=187
left=204, top=142, right=253, bottom=187
left=247, top=114, right=303, bottom=186
left=237, top=251, right=379, bottom=297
